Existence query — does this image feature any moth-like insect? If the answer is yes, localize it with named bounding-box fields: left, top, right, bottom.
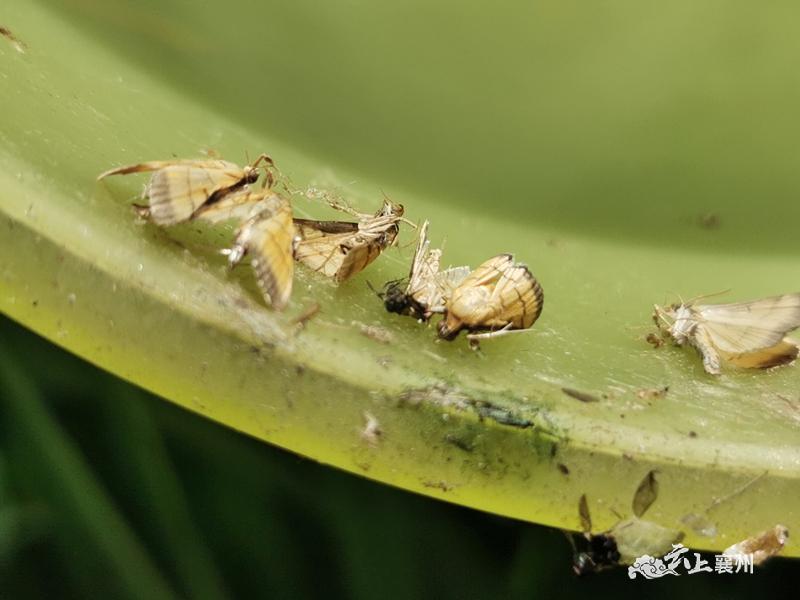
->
left=293, top=198, right=405, bottom=283
left=97, top=154, right=273, bottom=226
left=379, top=220, right=470, bottom=321
left=570, top=471, right=684, bottom=575
left=437, top=254, right=543, bottom=342
left=220, top=192, right=295, bottom=310
left=723, top=524, right=789, bottom=566
left=652, top=293, right=800, bottom=375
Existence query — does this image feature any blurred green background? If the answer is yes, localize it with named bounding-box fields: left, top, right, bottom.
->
left=2, top=314, right=798, bottom=598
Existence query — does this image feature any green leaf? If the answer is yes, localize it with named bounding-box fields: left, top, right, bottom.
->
left=2, top=0, right=798, bottom=558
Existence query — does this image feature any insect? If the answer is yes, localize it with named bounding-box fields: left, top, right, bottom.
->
left=97, top=154, right=274, bottom=226
left=437, top=254, right=543, bottom=342
left=221, top=192, right=295, bottom=310
left=652, top=293, right=800, bottom=375
left=379, top=220, right=469, bottom=321
left=570, top=471, right=684, bottom=575
left=723, top=524, right=789, bottom=566
left=292, top=198, right=405, bottom=283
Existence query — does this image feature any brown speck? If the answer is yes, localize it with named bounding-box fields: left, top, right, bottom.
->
left=561, top=387, right=600, bottom=403
left=688, top=430, right=698, bottom=438
left=636, top=386, right=669, bottom=400
left=645, top=333, right=664, bottom=348
left=697, top=213, right=721, bottom=230
left=292, top=302, right=321, bottom=329
left=422, top=480, right=455, bottom=492
left=557, top=463, right=570, bottom=475
left=0, top=26, right=26, bottom=52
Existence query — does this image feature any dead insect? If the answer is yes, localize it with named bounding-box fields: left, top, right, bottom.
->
left=723, top=525, right=789, bottom=566
left=437, top=254, right=543, bottom=342
left=97, top=154, right=274, bottom=226
left=378, top=220, right=469, bottom=321
left=653, top=292, right=800, bottom=375
left=293, top=198, right=405, bottom=282
left=569, top=471, right=684, bottom=575
left=221, top=193, right=295, bottom=310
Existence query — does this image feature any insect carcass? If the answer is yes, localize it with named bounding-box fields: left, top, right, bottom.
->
left=570, top=471, right=684, bottom=575
left=380, top=220, right=469, bottom=321
left=218, top=192, right=295, bottom=310
left=293, top=198, right=405, bottom=283
left=653, top=293, right=800, bottom=375
left=97, top=154, right=273, bottom=225
left=437, top=254, right=544, bottom=342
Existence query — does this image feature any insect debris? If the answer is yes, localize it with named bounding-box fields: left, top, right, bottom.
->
left=377, top=220, right=469, bottom=322
left=97, top=154, right=274, bottom=226
left=437, top=254, right=544, bottom=343
left=653, top=292, right=800, bottom=375
left=293, top=198, right=407, bottom=283
left=569, top=470, right=684, bottom=575
left=723, top=524, right=789, bottom=566
left=220, top=193, right=295, bottom=310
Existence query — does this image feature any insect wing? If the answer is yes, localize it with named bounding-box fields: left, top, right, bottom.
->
left=611, top=518, right=684, bottom=563
left=235, top=196, right=295, bottom=310
left=293, top=219, right=359, bottom=280
left=99, top=159, right=249, bottom=226
left=720, top=339, right=799, bottom=370
left=696, top=294, right=800, bottom=353
left=193, top=189, right=266, bottom=224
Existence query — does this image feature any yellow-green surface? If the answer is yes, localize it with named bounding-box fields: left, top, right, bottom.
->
left=1, top=0, right=798, bottom=556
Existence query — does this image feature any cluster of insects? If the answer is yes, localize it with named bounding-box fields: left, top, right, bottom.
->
left=98, top=155, right=544, bottom=343
left=99, top=154, right=797, bottom=573
left=97, top=153, right=800, bottom=365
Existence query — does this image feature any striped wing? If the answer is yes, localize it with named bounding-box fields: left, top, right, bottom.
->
left=99, top=160, right=246, bottom=226
left=488, top=263, right=544, bottom=329
left=696, top=293, right=800, bottom=353
left=719, top=339, right=799, bottom=370
left=293, top=219, right=368, bottom=282
left=235, top=196, right=295, bottom=310
left=193, top=188, right=266, bottom=224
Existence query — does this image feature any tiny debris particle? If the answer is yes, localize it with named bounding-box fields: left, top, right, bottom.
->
left=353, top=321, right=394, bottom=344
left=561, top=387, right=601, bottom=403
left=636, top=386, right=669, bottom=400
left=0, top=25, right=26, bottom=53
left=688, top=430, right=698, bottom=438
left=696, top=212, right=721, bottom=230
left=291, top=302, right=321, bottom=329
left=645, top=333, right=664, bottom=348
left=557, top=463, right=570, bottom=475
left=421, top=480, right=455, bottom=492
left=360, top=412, right=382, bottom=447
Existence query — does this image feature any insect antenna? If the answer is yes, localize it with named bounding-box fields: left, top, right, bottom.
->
left=685, top=289, right=732, bottom=305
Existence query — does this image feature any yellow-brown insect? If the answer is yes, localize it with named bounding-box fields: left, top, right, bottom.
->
left=653, top=293, right=800, bottom=375
left=380, top=220, right=470, bottom=321
left=222, top=192, right=295, bottom=310
left=723, top=525, right=789, bottom=566
left=97, top=154, right=273, bottom=226
left=293, top=199, right=405, bottom=283
left=437, top=254, right=544, bottom=342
